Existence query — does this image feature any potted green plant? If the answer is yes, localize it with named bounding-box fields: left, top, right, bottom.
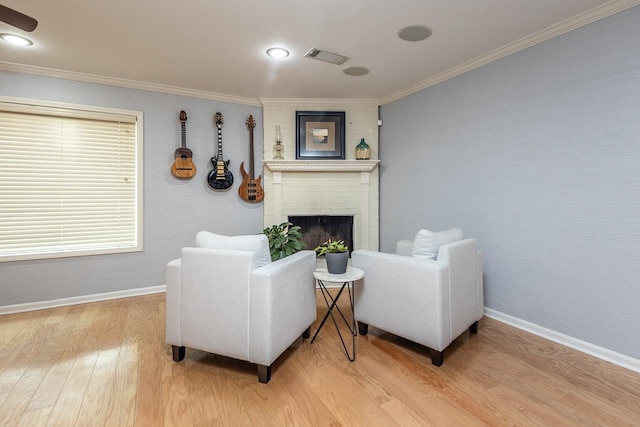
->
left=263, top=221, right=305, bottom=261
left=314, top=239, right=349, bottom=274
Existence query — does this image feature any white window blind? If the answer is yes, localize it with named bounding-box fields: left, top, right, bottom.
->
left=0, top=99, right=143, bottom=262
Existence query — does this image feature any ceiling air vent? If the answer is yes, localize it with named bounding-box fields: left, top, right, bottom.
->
left=304, top=48, right=350, bottom=65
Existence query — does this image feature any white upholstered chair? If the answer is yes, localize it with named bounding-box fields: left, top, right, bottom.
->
left=165, top=232, right=317, bottom=383
left=351, top=234, right=483, bottom=366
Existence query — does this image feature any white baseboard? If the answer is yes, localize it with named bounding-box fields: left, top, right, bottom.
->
left=0, top=285, right=166, bottom=316
left=484, top=307, right=640, bottom=374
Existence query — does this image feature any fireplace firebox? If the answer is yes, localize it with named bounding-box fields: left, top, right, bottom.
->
left=288, top=215, right=354, bottom=254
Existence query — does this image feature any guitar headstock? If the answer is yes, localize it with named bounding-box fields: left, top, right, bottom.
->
left=179, top=110, right=187, bottom=123
left=214, top=112, right=224, bottom=126
left=246, top=115, right=256, bottom=130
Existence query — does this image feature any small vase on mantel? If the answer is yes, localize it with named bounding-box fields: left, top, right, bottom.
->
left=273, top=125, right=284, bottom=160
left=355, top=138, right=370, bottom=160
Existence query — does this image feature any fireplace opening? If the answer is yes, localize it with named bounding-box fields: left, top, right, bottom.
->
left=288, top=215, right=354, bottom=254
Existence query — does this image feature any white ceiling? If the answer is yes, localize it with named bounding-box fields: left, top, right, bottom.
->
left=0, top=0, right=633, bottom=104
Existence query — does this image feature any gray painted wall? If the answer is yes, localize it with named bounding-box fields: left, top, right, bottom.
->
left=379, top=6, right=640, bottom=359
left=0, top=72, right=264, bottom=306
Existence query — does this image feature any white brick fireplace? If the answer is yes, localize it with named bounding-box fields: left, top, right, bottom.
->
left=260, top=99, right=381, bottom=252
left=263, top=160, right=380, bottom=251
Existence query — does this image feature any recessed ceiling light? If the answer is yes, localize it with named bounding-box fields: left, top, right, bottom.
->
left=0, top=33, right=33, bottom=46
left=343, top=66, right=369, bottom=77
left=266, top=47, right=289, bottom=59
left=397, top=25, right=432, bottom=42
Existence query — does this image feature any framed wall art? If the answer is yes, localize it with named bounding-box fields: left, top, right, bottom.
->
left=295, top=111, right=345, bottom=159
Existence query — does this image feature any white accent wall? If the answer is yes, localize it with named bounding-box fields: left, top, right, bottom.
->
left=379, top=6, right=640, bottom=359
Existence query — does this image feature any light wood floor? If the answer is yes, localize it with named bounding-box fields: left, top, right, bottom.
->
left=1, top=291, right=639, bottom=426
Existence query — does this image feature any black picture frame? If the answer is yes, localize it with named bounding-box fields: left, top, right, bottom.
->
left=295, top=111, right=345, bottom=159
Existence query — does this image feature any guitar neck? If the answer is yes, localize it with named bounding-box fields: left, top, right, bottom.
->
left=249, top=130, right=255, bottom=178
left=181, top=122, right=186, bottom=148
left=217, top=125, right=224, bottom=159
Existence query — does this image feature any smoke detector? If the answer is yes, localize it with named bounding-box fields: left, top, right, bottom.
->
left=304, top=48, right=350, bottom=65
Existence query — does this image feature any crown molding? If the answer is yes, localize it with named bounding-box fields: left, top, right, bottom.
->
left=0, top=61, right=262, bottom=107
left=260, top=98, right=380, bottom=106
left=380, top=0, right=640, bottom=105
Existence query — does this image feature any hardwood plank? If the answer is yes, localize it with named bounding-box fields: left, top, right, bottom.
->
left=74, top=349, right=120, bottom=427
left=103, top=336, right=139, bottom=426
left=26, top=358, right=74, bottom=411
left=133, top=295, right=165, bottom=427
left=16, top=405, right=53, bottom=427
left=0, top=370, right=46, bottom=426
left=275, top=345, right=339, bottom=426
left=0, top=311, right=48, bottom=406
left=184, top=356, right=222, bottom=425
left=161, top=358, right=194, bottom=427
left=45, top=364, right=94, bottom=427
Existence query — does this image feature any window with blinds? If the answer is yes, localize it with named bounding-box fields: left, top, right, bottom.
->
left=0, top=98, right=143, bottom=262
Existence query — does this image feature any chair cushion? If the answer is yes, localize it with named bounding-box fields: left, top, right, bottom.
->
left=412, top=228, right=463, bottom=260
left=195, top=231, right=272, bottom=267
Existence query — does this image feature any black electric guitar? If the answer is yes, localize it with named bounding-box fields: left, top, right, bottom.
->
left=239, top=115, right=264, bottom=203
left=170, top=111, right=196, bottom=179
left=207, top=112, right=234, bottom=191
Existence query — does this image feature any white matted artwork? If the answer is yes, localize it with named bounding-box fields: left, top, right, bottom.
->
left=296, top=111, right=345, bottom=159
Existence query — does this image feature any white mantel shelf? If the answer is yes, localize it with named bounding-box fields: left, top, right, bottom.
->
left=264, top=160, right=379, bottom=172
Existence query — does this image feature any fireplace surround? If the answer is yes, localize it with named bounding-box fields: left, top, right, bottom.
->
left=263, top=160, right=379, bottom=252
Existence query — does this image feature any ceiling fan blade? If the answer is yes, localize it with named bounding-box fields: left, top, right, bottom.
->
left=0, top=4, right=38, bottom=32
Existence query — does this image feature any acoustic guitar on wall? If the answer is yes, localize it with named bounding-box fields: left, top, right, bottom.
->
left=239, top=115, right=264, bottom=203
left=207, top=112, right=234, bottom=191
left=170, top=110, right=196, bottom=179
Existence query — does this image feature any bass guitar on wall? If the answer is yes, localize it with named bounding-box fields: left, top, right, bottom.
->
left=207, top=112, right=234, bottom=191
left=239, top=115, right=264, bottom=203
left=170, top=110, right=196, bottom=179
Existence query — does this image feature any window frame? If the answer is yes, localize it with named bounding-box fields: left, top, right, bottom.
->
left=0, top=96, right=144, bottom=262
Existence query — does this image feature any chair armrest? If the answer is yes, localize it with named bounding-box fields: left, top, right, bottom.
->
left=165, top=258, right=182, bottom=345
left=249, top=250, right=317, bottom=365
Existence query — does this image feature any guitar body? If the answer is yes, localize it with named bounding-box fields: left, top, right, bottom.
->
left=239, top=161, right=264, bottom=203
left=207, top=112, right=233, bottom=191
left=171, top=111, right=196, bottom=179
left=207, top=158, right=234, bottom=191
left=239, top=115, right=265, bottom=203
left=171, top=147, right=196, bottom=178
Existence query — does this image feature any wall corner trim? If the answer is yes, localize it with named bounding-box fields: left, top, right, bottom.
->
left=484, top=307, right=640, bottom=374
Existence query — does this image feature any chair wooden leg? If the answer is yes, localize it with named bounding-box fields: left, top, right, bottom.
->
left=172, top=345, right=185, bottom=362
left=302, top=326, right=311, bottom=339
left=469, top=320, right=479, bottom=334
left=357, top=321, right=368, bottom=336
left=257, top=364, right=272, bottom=383
left=430, top=349, right=444, bottom=366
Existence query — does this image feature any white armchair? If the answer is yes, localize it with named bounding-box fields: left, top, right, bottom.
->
left=351, top=237, right=483, bottom=366
left=166, top=232, right=317, bottom=383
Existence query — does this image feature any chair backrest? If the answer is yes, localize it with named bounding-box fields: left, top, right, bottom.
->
left=179, top=247, right=255, bottom=360
left=437, top=239, right=481, bottom=339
